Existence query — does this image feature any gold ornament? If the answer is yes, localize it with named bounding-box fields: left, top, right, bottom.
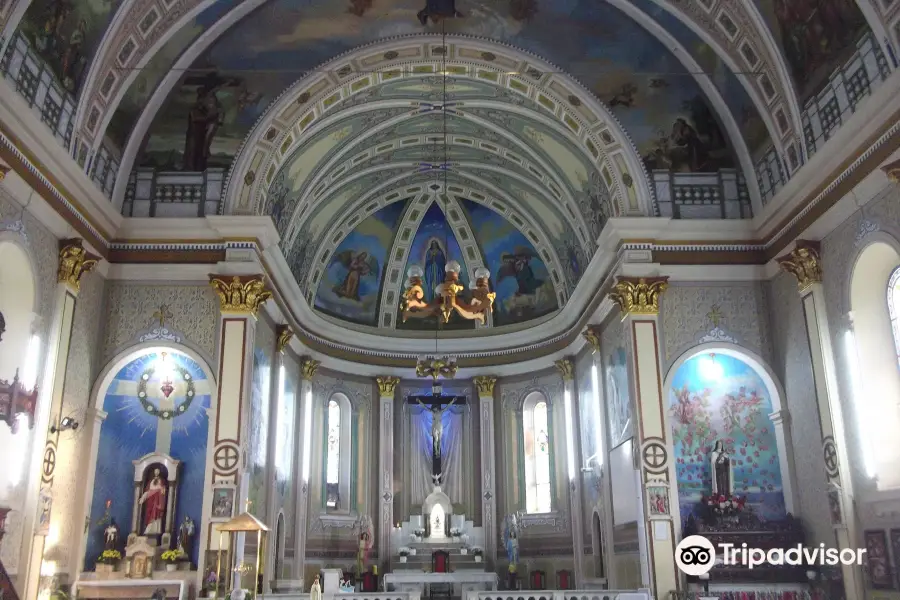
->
left=473, top=376, right=497, bottom=396
left=416, top=357, right=458, bottom=380
left=301, top=358, right=320, bottom=381
left=376, top=376, right=400, bottom=396
left=276, top=325, right=294, bottom=353
left=209, top=275, right=272, bottom=315
left=57, top=239, right=99, bottom=292
left=0, top=165, right=10, bottom=182
left=776, top=241, right=822, bottom=292
left=582, top=326, right=601, bottom=353
left=554, top=357, right=575, bottom=381
left=608, top=276, right=668, bottom=316
left=882, top=158, right=900, bottom=183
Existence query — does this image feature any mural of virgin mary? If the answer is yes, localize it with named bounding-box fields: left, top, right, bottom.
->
left=424, top=240, right=446, bottom=302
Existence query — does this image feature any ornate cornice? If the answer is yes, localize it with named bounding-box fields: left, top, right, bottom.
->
left=776, top=240, right=822, bottom=292
left=473, top=376, right=498, bottom=396
left=375, top=376, right=400, bottom=397
left=276, top=324, right=294, bottom=353
left=301, top=358, right=320, bottom=381
left=554, top=357, right=575, bottom=381
left=608, top=276, right=668, bottom=316
left=208, top=274, right=272, bottom=315
left=582, top=326, right=601, bottom=353
left=57, top=239, right=99, bottom=293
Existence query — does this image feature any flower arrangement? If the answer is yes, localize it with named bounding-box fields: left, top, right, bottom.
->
left=413, top=528, right=425, bottom=538
left=449, top=528, right=462, bottom=538
left=472, top=548, right=483, bottom=557
left=97, top=549, right=121, bottom=564
left=701, top=493, right=746, bottom=517
left=398, top=547, right=410, bottom=557
left=161, top=549, right=185, bottom=563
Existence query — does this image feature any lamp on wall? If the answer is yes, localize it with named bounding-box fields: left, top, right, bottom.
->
left=49, top=415, right=78, bottom=434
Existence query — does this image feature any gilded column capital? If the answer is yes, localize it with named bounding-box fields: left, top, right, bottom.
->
left=776, top=240, right=822, bottom=292
left=882, top=158, right=900, bottom=183
left=582, top=325, right=602, bottom=353
left=608, top=276, right=668, bottom=316
left=276, top=325, right=294, bottom=353
left=0, top=165, right=10, bottom=182
left=58, top=239, right=99, bottom=293
left=554, top=357, right=575, bottom=381
left=300, top=358, right=320, bottom=381
left=473, top=376, right=497, bottom=396
left=209, top=274, right=272, bottom=315
left=376, top=376, right=400, bottom=397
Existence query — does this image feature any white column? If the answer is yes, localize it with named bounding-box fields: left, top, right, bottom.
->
left=768, top=409, right=798, bottom=514
left=555, top=359, right=585, bottom=585
left=608, top=277, right=679, bottom=598
left=777, top=241, right=863, bottom=600
left=22, top=239, right=98, bottom=600
left=473, top=376, right=498, bottom=569
left=293, top=358, right=319, bottom=586
left=376, top=376, right=399, bottom=572
left=206, top=274, right=272, bottom=592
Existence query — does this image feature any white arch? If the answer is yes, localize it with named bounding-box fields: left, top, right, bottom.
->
left=323, top=391, right=352, bottom=513
left=662, top=342, right=798, bottom=531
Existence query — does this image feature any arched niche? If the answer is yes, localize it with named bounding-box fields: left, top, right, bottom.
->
left=80, top=344, right=217, bottom=572
left=323, top=392, right=353, bottom=514
left=847, top=236, right=900, bottom=490
left=663, top=344, right=796, bottom=529
left=422, top=487, right=452, bottom=539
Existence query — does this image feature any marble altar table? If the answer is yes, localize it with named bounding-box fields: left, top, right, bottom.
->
left=384, top=571, right=498, bottom=597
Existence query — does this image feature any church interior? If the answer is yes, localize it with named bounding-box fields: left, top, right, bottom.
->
left=1, top=1, right=900, bottom=600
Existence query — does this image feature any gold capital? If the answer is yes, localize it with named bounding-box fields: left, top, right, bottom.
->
left=473, top=376, right=497, bottom=396
left=301, top=358, right=320, bottom=381
left=376, top=376, right=400, bottom=396
left=608, top=276, right=668, bottom=316
left=582, top=326, right=601, bottom=353
left=554, top=357, right=575, bottom=381
left=0, top=165, right=10, bottom=182
left=882, top=158, right=900, bottom=183
left=209, top=275, right=272, bottom=315
left=776, top=240, right=822, bottom=292
left=276, top=325, right=294, bottom=353
left=58, top=239, right=99, bottom=292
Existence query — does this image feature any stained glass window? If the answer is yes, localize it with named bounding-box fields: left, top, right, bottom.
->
left=525, top=395, right=552, bottom=514
left=326, top=400, right=341, bottom=486
left=889, top=267, right=900, bottom=364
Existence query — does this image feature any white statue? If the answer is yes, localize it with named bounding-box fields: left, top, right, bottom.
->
left=710, top=440, right=733, bottom=496
left=310, top=575, right=322, bottom=600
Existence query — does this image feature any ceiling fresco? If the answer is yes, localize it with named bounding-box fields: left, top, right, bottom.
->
left=134, top=0, right=748, bottom=175
left=754, top=0, right=871, bottom=103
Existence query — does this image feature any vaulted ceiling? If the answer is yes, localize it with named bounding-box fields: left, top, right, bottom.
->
left=8, top=0, right=879, bottom=332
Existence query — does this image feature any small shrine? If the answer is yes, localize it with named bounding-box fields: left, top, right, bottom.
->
left=123, top=452, right=183, bottom=573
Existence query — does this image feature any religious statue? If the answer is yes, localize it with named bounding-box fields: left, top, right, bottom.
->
left=502, top=514, right=520, bottom=568
left=104, top=519, right=120, bottom=550
left=178, top=515, right=195, bottom=555
left=310, top=575, right=322, bottom=600
left=710, top=440, right=733, bottom=496
left=355, top=515, right=373, bottom=574
left=416, top=396, right=457, bottom=459
left=139, top=468, right=167, bottom=535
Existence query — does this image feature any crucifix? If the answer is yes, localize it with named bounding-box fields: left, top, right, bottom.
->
left=406, top=386, right=467, bottom=485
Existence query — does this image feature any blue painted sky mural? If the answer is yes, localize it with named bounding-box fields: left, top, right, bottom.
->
left=397, top=201, right=473, bottom=331
left=247, top=346, right=271, bottom=522
left=668, top=353, right=785, bottom=523
left=314, top=200, right=407, bottom=326
left=460, top=199, right=558, bottom=326
left=86, top=351, right=211, bottom=568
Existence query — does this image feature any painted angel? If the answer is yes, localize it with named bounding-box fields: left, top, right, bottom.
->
left=498, top=247, right=543, bottom=295
left=332, top=251, right=378, bottom=301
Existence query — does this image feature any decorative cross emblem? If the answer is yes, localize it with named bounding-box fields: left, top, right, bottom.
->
left=153, top=305, right=173, bottom=327
left=214, top=445, right=239, bottom=472
left=483, top=491, right=492, bottom=500
left=383, top=492, right=392, bottom=502
left=642, top=442, right=667, bottom=469
left=707, top=305, right=724, bottom=328
left=823, top=440, right=838, bottom=474
left=42, top=447, right=56, bottom=478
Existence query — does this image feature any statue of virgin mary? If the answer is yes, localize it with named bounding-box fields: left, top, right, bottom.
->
left=710, top=440, right=733, bottom=496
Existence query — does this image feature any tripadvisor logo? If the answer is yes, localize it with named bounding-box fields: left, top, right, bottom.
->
left=675, top=535, right=867, bottom=575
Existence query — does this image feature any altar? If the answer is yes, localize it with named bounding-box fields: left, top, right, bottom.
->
left=384, top=570, right=498, bottom=597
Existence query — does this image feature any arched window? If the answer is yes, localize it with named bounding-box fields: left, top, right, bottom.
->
left=323, top=393, right=353, bottom=512
left=523, top=392, right=552, bottom=514
left=888, top=267, right=900, bottom=364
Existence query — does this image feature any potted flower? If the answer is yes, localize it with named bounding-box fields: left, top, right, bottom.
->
left=161, top=549, right=184, bottom=572
left=449, top=527, right=462, bottom=539
left=472, top=548, right=483, bottom=563
left=398, top=548, right=410, bottom=563
left=96, top=549, right=121, bottom=574
left=202, top=570, right=218, bottom=598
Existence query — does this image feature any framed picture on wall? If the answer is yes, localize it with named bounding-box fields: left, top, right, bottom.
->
left=211, top=487, right=235, bottom=520
left=865, top=529, right=894, bottom=589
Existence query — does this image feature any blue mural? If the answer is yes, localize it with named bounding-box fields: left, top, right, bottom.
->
left=86, top=351, right=211, bottom=568
left=314, top=200, right=407, bottom=326
left=669, top=353, right=785, bottom=522
left=460, top=199, right=558, bottom=326
left=398, top=202, right=473, bottom=330
left=247, top=347, right=271, bottom=520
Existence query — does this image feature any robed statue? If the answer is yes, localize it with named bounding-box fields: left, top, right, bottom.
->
left=502, top=514, right=520, bottom=568
left=104, top=520, right=120, bottom=550
left=139, top=468, right=167, bottom=535
left=710, top=440, right=733, bottom=496
left=416, top=396, right=457, bottom=460
left=178, top=515, right=195, bottom=555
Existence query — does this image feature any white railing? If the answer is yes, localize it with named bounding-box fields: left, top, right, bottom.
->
left=652, top=169, right=750, bottom=218
left=268, top=594, right=418, bottom=600
left=123, top=167, right=225, bottom=217
left=467, top=589, right=652, bottom=600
